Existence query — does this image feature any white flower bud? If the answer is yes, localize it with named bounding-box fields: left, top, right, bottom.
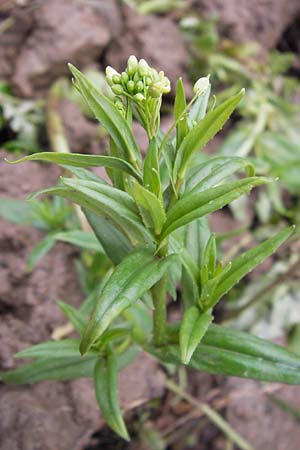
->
left=138, top=59, right=150, bottom=76
left=105, top=66, right=120, bottom=86
left=193, top=75, right=211, bottom=96
left=134, top=93, right=145, bottom=102
left=127, top=55, right=138, bottom=76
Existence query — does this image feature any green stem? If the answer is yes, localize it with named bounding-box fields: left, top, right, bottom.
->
left=152, top=272, right=168, bottom=347
left=158, top=94, right=198, bottom=158
left=152, top=241, right=169, bottom=347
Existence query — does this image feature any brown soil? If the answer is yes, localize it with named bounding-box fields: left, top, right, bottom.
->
left=194, top=0, right=300, bottom=50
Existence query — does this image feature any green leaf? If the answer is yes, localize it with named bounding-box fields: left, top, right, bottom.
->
left=31, top=178, right=154, bottom=249
left=181, top=218, right=211, bottom=308
left=62, top=165, right=106, bottom=183
left=211, top=226, right=295, bottom=307
left=106, top=137, right=127, bottom=190
left=143, top=138, right=162, bottom=199
left=15, top=339, right=82, bottom=359
left=80, top=250, right=177, bottom=355
left=26, top=234, right=56, bottom=271
left=1, top=354, right=97, bottom=384
left=185, top=156, right=255, bottom=193
left=161, top=177, right=268, bottom=240
left=68, top=64, right=141, bottom=167
left=173, top=90, right=244, bottom=180
left=53, top=230, right=103, bottom=252
left=131, top=180, right=166, bottom=235
left=152, top=323, right=300, bottom=384
left=94, top=354, right=130, bottom=441
left=84, top=210, right=133, bottom=265
left=202, top=234, right=217, bottom=277
left=57, top=301, right=87, bottom=335
left=1, top=344, right=138, bottom=385
left=169, top=234, right=200, bottom=305
left=6, top=152, right=142, bottom=182
left=0, top=199, right=36, bottom=226
left=174, top=78, right=188, bottom=149
left=180, top=307, right=213, bottom=364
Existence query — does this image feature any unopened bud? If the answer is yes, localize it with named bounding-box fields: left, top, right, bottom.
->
left=127, top=55, right=138, bottom=76
left=134, top=93, right=145, bottom=102
left=121, top=72, right=129, bottom=84
left=138, top=59, right=150, bottom=76
left=133, top=71, right=140, bottom=83
left=112, top=74, right=121, bottom=84
left=111, top=84, right=123, bottom=95
left=148, top=82, right=164, bottom=98
left=145, top=76, right=152, bottom=86
left=114, top=97, right=124, bottom=110
left=127, top=80, right=135, bottom=94
left=193, top=75, right=210, bottom=96
left=106, top=66, right=120, bottom=86
left=135, top=80, right=144, bottom=92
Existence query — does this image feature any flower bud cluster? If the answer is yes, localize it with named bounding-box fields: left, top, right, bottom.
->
left=106, top=55, right=171, bottom=104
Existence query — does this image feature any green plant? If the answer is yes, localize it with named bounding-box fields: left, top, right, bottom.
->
left=0, top=81, right=44, bottom=152
left=2, top=56, right=300, bottom=441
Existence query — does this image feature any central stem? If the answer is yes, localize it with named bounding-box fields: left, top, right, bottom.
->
left=152, top=272, right=167, bottom=347
left=152, top=242, right=168, bottom=347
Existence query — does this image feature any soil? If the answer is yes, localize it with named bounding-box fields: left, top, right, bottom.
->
left=194, top=0, right=300, bottom=50
left=1, top=1, right=300, bottom=449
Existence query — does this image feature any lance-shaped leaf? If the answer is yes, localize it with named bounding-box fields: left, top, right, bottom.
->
left=0, top=198, right=40, bottom=226
left=30, top=179, right=154, bottom=249
left=57, top=301, right=87, bottom=335
left=185, top=156, right=255, bottom=194
left=173, top=90, right=244, bottom=180
left=169, top=234, right=200, bottom=305
left=14, top=339, right=82, bottom=359
left=1, top=354, right=98, bottom=384
left=151, top=324, right=300, bottom=384
left=80, top=250, right=177, bottom=355
left=84, top=210, right=133, bottom=265
left=143, top=138, right=162, bottom=199
left=181, top=218, right=211, bottom=308
left=69, top=64, right=141, bottom=167
left=94, top=354, right=130, bottom=441
left=131, top=180, right=166, bottom=235
left=174, top=78, right=188, bottom=149
left=6, top=152, right=142, bottom=182
left=180, top=307, right=213, bottom=364
left=1, top=343, right=138, bottom=385
left=161, top=177, right=269, bottom=240
left=210, top=226, right=295, bottom=307
left=27, top=234, right=56, bottom=270
left=53, top=230, right=104, bottom=252
left=202, top=234, right=217, bottom=278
